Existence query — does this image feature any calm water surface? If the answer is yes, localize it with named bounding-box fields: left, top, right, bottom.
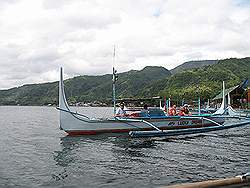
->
left=0, top=106, right=249, bottom=187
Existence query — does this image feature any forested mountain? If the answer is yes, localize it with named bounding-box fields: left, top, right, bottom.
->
left=170, top=60, right=218, bottom=74
left=0, top=57, right=249, bottom=106
left=0, top=66, right=171, bottom=105
left=146, top=57, right=249, bottom=103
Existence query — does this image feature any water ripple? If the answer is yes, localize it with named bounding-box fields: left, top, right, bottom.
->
left=0, top=106, right=249, bottom=187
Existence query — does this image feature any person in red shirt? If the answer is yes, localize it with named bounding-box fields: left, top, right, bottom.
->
left=178, top=107, right=185, bottom=116
left=168, top=105, right=177, bottom=116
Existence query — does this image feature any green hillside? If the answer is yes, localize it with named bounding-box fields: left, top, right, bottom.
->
left=170, top=60, right=218, bottom=74
left=0, top=82, right=58, bottom=105
left=0, top=57, right=248, bottom=106
left=0, top=66, right=171, bottom=105
left=156, top=57, right=250, bottom=103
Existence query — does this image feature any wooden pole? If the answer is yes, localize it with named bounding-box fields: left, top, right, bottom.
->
left=112, top=46, right=116, bottom=116
left=161, top=173, right=250, bottom=188
left=248, top=87, right=250, bottom=109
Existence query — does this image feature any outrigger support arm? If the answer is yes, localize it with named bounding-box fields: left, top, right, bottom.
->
left=201, top=117, right=222, bottom=126
left=129, top=120, right=250, bottom=138
left=141, top=119, right=162, bottom=132
left=115, top=117, right=162, bottom=132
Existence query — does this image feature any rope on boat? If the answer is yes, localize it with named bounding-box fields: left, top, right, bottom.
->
left=56, top=107, right=91, bottom=120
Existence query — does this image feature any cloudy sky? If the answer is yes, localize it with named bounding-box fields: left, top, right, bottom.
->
left=0, top=0, right=249, bottom=89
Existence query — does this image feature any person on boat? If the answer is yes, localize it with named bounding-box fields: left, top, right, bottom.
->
left=183, top=104, right=191, bottom=115
left=168, top=105, right=177, bottom=116
left=178, top=107, right=185, bottom=116
left=115, top=103, right=127, bottom=117
left=141, top=104, right=150, bottom=117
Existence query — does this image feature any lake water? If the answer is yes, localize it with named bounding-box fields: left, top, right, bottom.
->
left=0, top=106, right=249, bottom=187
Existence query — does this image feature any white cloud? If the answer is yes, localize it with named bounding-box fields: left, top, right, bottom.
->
left=0, top=0, right=249, bottom=89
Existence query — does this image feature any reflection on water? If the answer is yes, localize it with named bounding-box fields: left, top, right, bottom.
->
left=54, top=136, right=81, bottom=167
left=52, top=134, right=160, bottom=185
left=52, top=136, right=88, bottom=182
left=54, top=135, right=157, bottom=167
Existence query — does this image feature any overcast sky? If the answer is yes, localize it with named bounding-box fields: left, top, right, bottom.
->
left=0, top=0, right=249, bottom=89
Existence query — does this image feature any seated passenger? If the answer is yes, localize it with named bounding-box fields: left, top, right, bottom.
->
left=168, top=105, right=177, bottom=116
left=183, top=104, right=191, bottom=115
left=115, top=103, right=127, bottom=117
left=141, top=104, right=149, bottom=117
left=178, top=107, right=185, bottom=116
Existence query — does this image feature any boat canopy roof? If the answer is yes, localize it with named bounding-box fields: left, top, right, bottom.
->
left=213, top=85, right=239, bottom=100
left=213, top=79, right=249, bottom=100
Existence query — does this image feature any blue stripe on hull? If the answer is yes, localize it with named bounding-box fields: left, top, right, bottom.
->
left=129, top=121, right=250, bottom=138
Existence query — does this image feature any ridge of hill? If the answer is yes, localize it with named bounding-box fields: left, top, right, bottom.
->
left=144, top=57, right=249, bottom=104
left=0, top=66, right=171, bottom=105
left=0, top=57, right=249, bottom=106
left=170, top=60, right=218, bottom=74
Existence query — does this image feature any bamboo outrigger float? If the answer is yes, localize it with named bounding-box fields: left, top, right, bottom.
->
left=57, top=67, right=227, bottom=136
left=161, top=172, right=250, bottom=188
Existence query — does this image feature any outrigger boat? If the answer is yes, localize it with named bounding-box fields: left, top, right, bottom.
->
left=57, top=67, right=226, bottom=135
left=213, top=81, right=250, bottom=118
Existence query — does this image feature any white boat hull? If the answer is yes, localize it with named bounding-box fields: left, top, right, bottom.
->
left=58, top=68, right=225, bottom=135
left=60, top=111, right=225, bottom=135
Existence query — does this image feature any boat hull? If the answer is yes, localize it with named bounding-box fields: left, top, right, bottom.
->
left=60, top=110, right=225, bottom=135
left=58, top=67, right=225, bottom=136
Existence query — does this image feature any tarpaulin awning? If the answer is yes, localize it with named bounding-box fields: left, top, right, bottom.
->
left=213, top=85, right=239, bottom=100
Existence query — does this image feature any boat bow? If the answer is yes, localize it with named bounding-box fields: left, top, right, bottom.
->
left=58, top=67, right=91, bottom=130
left=59, top=67, right=70, bottom=111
